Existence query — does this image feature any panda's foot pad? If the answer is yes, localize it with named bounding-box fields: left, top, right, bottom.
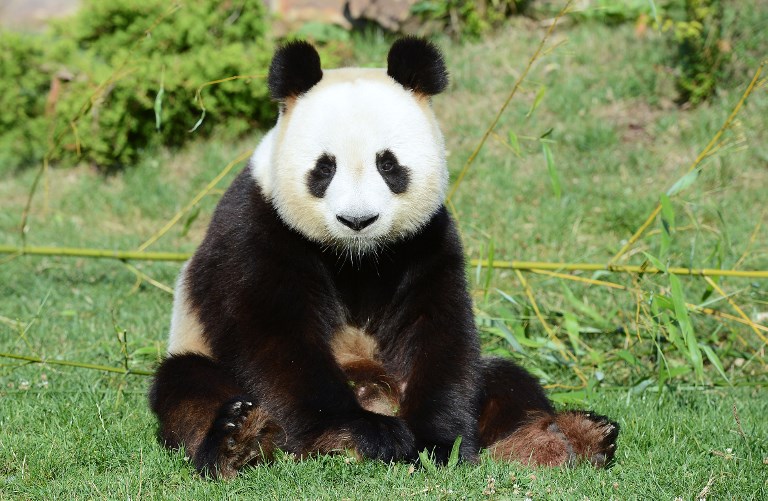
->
left=211, top=397, right=281, bottom=478
left=487, top=414, right=576, bottom=467
left=555, top=411, right=619, bottom=468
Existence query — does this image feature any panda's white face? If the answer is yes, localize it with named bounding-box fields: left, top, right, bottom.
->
left=251, top=69, right=448, bottom=256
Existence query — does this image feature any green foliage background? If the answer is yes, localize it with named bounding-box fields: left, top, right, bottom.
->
left=0, top=0, right=273, bottom=171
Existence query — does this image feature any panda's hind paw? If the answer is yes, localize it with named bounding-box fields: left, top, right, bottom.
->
left=555, top=411, right=619, bottom=468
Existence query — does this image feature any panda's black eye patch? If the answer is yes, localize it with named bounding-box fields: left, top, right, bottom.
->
left=376, top=150, right=409, bottom=194
left=307, top=153, right=336, bottom=198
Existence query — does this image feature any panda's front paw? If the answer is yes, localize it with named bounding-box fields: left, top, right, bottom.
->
left=352, top=412, right=417, bottom=462
left=196, top=397, right=281, bottom=479
left=311, top=411, right=416, bottom=462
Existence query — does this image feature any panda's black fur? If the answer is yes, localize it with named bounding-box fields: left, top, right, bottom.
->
left=149, top=38, right=619, bottom=478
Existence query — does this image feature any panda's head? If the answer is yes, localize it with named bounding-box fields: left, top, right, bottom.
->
left=251, top=38, right=449, bottom=256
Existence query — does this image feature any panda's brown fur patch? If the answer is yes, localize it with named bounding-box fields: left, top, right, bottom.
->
left=309, top=429, right=360, bottom=459
left=486, top=413, right=575, bottom=467
left=330, top=326, right=401, bottom=416
left=554, top=411, right=619, bottom=468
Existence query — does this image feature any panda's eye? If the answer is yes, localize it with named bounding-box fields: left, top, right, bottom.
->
left=314, top=154, right=336, bottom=178
left=376, top=150, right=400, bottom=174
left=376, top=149, right=410, bottom=195
left=318, top=163, right=334, bottom=176
left=307, top=153, right=337, bottom=198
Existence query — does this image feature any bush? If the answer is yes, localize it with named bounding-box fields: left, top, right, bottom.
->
left=0, top=32, right=53, bottom=170
left=659, top=0, right=727, bottom=105
left=411, top=0, right=532, bottom=38
left=0, top=0, right=273, bottom=171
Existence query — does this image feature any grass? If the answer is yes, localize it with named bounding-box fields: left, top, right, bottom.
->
left=2, top=384, right=766, bottom=498
left=2, top=4, right=768, bottom=499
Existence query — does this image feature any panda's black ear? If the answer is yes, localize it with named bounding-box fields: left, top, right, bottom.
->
left=387, top=37, right=448, bottom=96
left=268, top=41, right=323, bottom=101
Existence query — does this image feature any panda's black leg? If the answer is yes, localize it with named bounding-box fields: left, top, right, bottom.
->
left=149, top=353, right=282, bottom=478
left=478, top=357, right=618, bottom=467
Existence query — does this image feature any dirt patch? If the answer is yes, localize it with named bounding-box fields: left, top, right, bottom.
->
left=0, top=0, right=79, bottom=31
left=591, top=99, right=670, bottom=144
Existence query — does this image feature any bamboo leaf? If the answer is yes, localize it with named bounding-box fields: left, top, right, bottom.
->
left=563, top=312, right=583, bottom=355
left=647, top=0, right=661, bottom=27
left=700, top=344, right=730, bottom=384
left=180, top=206, right=201, bottom=238
left=642, top=252, right=667, bottom=272
left=616, top=349, right=640, bottom=367
left=659, top=193, right=675, bottom=234
left=666, top=168, right=700, bottom=196
left=541, top=142, right=562, bottom=199
left=526, top=86, right=547, bottom=118
left=189, top=108, right=206, bottom=133
left=669, top=274, right=703, bottom=379
left=560, top=282, right=610, bottom=327
left=154, top=77, right=165, bottom=131
left=508, top=131, right=521, bottom=156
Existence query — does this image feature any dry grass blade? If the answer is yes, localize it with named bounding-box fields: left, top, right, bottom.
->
left=445, top=0, right=574, bottom=203
left=530, top=268, right=626, bottom=290
left=609, top=61, right=766, bottom=264
left=123, top=263, right=174, bottom=296
left=703, top=276, right=768, bottom=347
left=189, top=74, right=265, bottom=132
left=513, top=269, right=573, bottom=362
left=734, top=209, right=765, bottom=269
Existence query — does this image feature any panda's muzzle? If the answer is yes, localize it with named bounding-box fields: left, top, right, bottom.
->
left=336, top=214, right=379, bottom=231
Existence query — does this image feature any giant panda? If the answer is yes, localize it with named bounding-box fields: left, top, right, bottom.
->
left=149, top=38, right=619, bottom=479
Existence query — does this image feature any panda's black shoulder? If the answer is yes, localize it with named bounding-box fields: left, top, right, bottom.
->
left=184, top=168, right=308, bottom=306
left=396, top=206, right=465, bottom=268
left=194, top=168, right=279, bottom=255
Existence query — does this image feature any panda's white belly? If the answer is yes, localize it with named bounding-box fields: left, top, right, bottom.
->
left=167, top=262, right=212, bottom=357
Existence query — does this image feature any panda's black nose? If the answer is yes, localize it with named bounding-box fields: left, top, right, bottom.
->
left=336, top=214, right=379, bottom=231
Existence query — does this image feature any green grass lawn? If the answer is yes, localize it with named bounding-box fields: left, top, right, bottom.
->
left=2, top=7, right=768, bottom=499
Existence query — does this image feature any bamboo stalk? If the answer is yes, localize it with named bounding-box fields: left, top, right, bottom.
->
left=0, top=351, right=153, bottom=376
left=609, top=61, right=766, bottom=264
left=0, top=245, right=189, bottom=261
left=470, top=259, right=768, bottom=279
left=2, top=245, right=767, bottom=279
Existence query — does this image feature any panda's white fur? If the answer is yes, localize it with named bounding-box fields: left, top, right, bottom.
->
left=167, top=263, right=211, bottom=356
left=169, top=68, right=447, bottom=355
left=250, top=68, right=448, bottom=256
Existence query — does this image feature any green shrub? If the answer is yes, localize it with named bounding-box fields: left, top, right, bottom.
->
left=0, top=32, right=53, bottom=170
left=411, top=0, right=532, bottom=38
left=660, top=0, right=727, bottom=105
left=1, top=0, right=273, bottom=171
